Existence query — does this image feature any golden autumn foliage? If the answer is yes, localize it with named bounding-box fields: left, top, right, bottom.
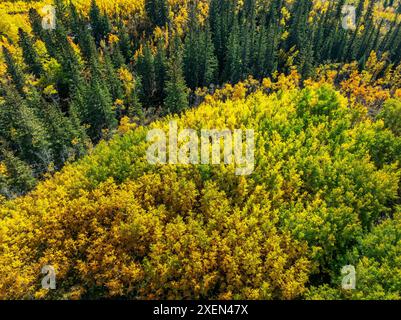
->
left=0, top=0, right=208, bottom=38
left=0, top=74, right=400, bottom=299
left=1, top=0, right=401, bottom=301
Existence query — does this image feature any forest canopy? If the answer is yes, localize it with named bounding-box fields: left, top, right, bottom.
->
left=0, top=0, right=400, bottom=300
left=0, top=77, right=400, bottom=299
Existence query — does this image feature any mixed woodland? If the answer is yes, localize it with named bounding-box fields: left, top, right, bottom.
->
left=0, top=0, right=400, bottom=299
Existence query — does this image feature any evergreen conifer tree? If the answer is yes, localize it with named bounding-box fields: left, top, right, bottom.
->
left=136, top=43, right=156, bottom=107
left=0, top=85, right=51, bottom=168
left=18, top=28, right=43, bottom=78
left=145, top=0, right=169, bottom=27
left=2, top=46, right=26, bottom=95
left=154, top=40, right=167, bottom=106
left=0, top=149, right=36, bottom=197
left=89, top=0, right=111, bottom=45
left=164, top=36, right=188, bottom=114
left=223, top=16, right=242, bottom=83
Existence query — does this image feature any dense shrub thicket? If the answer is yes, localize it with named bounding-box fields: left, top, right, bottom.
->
left=0, top=76, right=400, bottom=299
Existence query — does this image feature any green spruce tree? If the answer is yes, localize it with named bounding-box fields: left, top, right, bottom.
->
left=164, top=36, right=188, bottom=114
left=18, top=28, right=43, bottom=78
left=136, top=43, right=156, bottom=107
left=2, top=46, right=26, bottom=95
